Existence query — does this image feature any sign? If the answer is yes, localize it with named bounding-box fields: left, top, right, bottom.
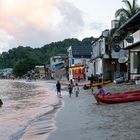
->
left=118, top=57, right=128, bottom=63
left=125, top=35, right=134, bottom=43
left=113, top=44, right=121, bottom=52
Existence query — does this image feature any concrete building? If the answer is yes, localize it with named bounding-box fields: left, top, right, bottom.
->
left=118, top=11, right=140, bottom=83
left=67, top=45, right=92, bottom=81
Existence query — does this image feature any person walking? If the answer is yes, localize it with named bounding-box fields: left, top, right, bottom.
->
left=68, top=84, right=73, bottom=97
left=56, top=81, right=61, bottom=96
left=74, top=83, right=80, bottom=97
left=70, top=79, right=74, bottom=92
left=90, top=74, right=94, bottom=88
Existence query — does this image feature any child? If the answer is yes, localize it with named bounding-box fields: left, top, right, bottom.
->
left=68, top=84, right=73, bottom=97
left=96, top=85, right=111, bottom=105
left=97, top=85, right=105, bottom=96
left=97, top=85, right=111, bottom=96
left=74, top=83, right=80, bottom=97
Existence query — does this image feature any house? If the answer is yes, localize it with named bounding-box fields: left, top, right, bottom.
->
left=35, top=65, right=46, bottom=79
left=91, top=29, right=128, bottom=81
left=50, top=54, right=68, bottom=79
left=117, top=11, right=140, bottom=83
left=67, top=45, right=92, bottom=81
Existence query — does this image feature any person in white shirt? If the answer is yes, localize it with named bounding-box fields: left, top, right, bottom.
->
left=74, top=83, right=80, bottom=97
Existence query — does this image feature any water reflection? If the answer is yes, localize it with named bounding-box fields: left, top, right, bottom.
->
left=0, top=79, right=60, bottom=140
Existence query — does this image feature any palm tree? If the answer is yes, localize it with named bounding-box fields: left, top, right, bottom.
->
left=115, top=0, right=140, bottom=25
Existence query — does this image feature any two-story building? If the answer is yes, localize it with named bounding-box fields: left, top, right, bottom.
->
left=50, top=54, right=68, bottom=79
left=35, top=65, right=46, bottom=79
left=67, top=45, right=92, bottom=81
left=118, top=11, right=140, bottom=83
left=91, top=29, right=128, bottom=81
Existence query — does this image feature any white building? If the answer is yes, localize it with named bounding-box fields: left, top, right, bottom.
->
left=67, top=45, right=92, bottom=81
left=118, top=11, right=140, bottom=82
left=91, top=29, right=128, bottom=81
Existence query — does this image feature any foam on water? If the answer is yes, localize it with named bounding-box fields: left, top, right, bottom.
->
left=0, top=79, right=62, bottom=140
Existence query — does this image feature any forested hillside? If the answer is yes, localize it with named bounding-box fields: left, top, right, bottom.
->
left=0, top=37, right=94, bottom=69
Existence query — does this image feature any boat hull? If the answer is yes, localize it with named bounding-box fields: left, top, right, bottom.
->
left=86, top=80, right=111, bottom=87
left=94, top=90, right=140, bottom=104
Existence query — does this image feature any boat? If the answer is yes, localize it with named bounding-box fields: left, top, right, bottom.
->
left=86, top=80, right=111, bottom=87
left=94, top=90, right=140, bottom=104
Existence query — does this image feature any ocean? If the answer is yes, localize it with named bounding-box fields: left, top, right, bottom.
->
left=0, top=79, right=64, bottom=140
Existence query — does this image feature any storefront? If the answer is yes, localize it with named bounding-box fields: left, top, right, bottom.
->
left=71, top=65, right=85, bottom=79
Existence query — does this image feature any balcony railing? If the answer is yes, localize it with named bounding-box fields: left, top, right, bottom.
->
left=124, top=30, right=140, bottom=48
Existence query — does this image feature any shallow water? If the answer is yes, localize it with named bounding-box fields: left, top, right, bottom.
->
left=0, top=79, right=63, bottom=140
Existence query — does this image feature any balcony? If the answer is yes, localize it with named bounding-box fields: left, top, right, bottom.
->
left=124, top=30, right=140, bottom=48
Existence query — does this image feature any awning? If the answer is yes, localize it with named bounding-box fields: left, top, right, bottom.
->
left=55, top=63, right=64, bottom=70
left=124, top=41, right=140, bottom=50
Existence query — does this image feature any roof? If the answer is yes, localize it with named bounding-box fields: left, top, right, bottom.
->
left=71, top=46, right=92, bottom=58
left=55, top=63, right=64, bottom=70
left=35, top=65, right=44, bottom=68
left=124, top=41, right=140, bottom=50
left=118, top=10, right=140, bottom=31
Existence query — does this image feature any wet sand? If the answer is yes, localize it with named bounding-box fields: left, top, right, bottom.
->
left=48, top=82, right=140, bottom=140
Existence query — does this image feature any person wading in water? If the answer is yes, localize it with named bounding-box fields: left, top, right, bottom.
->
left=56, top=81, right=61, bottom=97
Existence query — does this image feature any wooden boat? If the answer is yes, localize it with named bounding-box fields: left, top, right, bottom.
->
left=94, top=90, right=140, bottom=104
left=86, top=80, right=111, bottom=87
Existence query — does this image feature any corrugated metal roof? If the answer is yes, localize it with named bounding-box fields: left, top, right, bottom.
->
left=71, top=46, right=92, bottom=58
left=118, top=10, right=140, bottom=31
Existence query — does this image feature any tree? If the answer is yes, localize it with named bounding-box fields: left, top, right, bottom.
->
left=13, top=57, right=40, bottom=77
left=115, top=0, right=140, bottom=25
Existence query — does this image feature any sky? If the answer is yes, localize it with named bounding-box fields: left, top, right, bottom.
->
left=0, top=0, right=139, bottom=53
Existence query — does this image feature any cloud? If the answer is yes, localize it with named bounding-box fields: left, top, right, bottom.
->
left=54, top=0, right=85, bottom=33
left=0, top=0, right=86, bottom=53
left=0, top=29, right=17, bottom=52
left=89, top=21, right=108, bottom=31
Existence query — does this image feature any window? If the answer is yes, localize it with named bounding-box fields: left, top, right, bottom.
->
left=133, top=51, right=140, bottom=73
left=72, top=59, right=74, bottom=65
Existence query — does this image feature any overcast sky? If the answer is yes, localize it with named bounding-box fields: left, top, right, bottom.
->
left=0, top=0, right=139, bottom=53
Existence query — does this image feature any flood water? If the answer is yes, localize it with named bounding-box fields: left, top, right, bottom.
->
left=0, top=79, right=63, bottom=140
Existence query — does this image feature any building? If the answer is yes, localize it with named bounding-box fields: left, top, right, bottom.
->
left=67, top=45, right=92, bottom=81
left=50, top=54, right=68, bottom=79
left=118, top=11, right=140, bottom=83
left=35, top=65, right=46, bottom=79
left=91, top=29, right=128, bottom=81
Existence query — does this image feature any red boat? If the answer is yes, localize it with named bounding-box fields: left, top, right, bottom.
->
left=94, top=90, right=140, bottom=104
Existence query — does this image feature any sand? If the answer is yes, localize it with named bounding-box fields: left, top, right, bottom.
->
left=47, top=82, right=140, bottom=140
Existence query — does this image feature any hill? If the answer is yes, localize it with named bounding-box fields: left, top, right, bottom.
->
left=0, top=37, right=95, bottom=69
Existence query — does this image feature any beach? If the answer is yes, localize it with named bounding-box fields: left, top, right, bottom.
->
left=0, top=79, right=140, bottom=140
left=48, top=82, right=140, bottom=140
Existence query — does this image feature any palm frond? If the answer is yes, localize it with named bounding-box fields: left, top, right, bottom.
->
left=122, top=0, right=132, bottom=12
left=115, top=8, right=131, bottom=19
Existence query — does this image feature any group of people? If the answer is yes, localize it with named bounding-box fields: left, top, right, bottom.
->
left=56, top=79, right=80, bottom=98
left=56, top=78, right=111, bottom=105
left=68, top=79, right=80, bottom=97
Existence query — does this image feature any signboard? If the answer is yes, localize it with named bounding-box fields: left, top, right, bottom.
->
left=118, top=57, right=128, bottom=63
left=113, top=44, right=121, bottom=52
left=125, top=35, right=134, bottom=43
